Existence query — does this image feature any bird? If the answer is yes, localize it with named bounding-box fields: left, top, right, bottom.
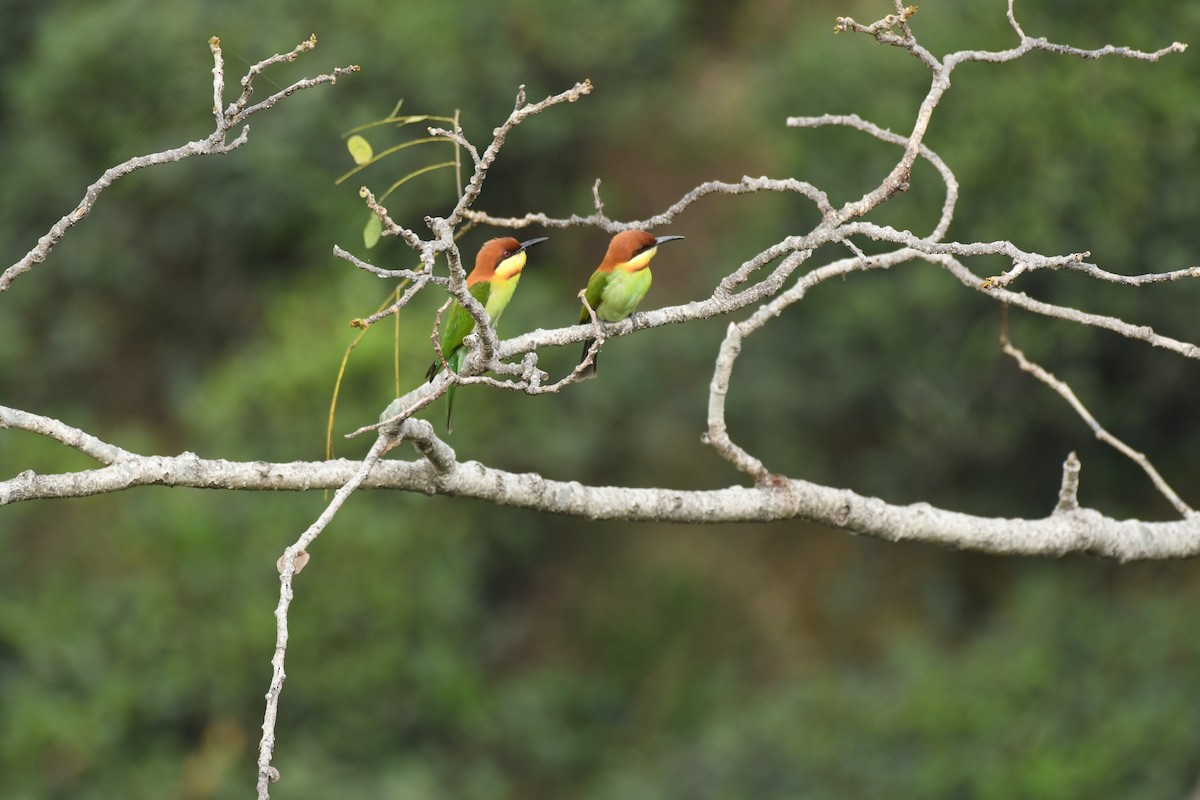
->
left=426, top=235, right=548, bottom=433
left=576, top=229, right=684, bottom=378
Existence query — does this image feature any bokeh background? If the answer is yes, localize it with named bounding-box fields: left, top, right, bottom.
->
left=3, top=0, right=1200, bottom=797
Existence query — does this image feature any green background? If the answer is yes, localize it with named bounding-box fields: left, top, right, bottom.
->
left=2, top=0, right=1199, bottom=797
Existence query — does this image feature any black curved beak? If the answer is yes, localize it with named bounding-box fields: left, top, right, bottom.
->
left=654, top=235, right=685, bottom=246
left=518, top=236, right=550, bottom=252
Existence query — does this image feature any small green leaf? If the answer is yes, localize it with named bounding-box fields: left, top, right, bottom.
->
left=363, top=214, right=383, bottom=249
left=347, top=134, right=373, bottom=165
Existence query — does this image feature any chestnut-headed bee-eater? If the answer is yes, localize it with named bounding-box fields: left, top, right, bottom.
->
left=577, top=229, right=684, bottom=377
left=427, top=235, right=548, bottom=433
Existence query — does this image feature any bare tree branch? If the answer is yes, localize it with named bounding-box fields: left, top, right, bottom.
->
left=0, top=405, right=135, bottom=463
left=461, top=175, right=835, bottom=231
left=988, top=259, right=1200, bottom=288
left=1001, top=339, right=1195, bottom=518
left=440, top=81, right=593, bottom=231
left=0, top=36, right=357, bottom=293
left=938, top=253, right=1200, bottom=360
left=3, top=445, right=1197, bottom=562
left=787, top=112, right=959, bottom=241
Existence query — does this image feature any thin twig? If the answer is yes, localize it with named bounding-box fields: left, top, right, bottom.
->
left=332, top=245, right=444, bottom=286
left=788, top=112, right=958, bottom=241
left=256, top=432, right=391, bottom=800
left=1001, top=339, right=1194, bottom=518
left=462, top=175, right=834, bottom=231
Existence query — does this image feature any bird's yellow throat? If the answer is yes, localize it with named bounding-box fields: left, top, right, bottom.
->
left=494, top=250, right=528, bottom=280
left=619, top=246, right=658, bottom=273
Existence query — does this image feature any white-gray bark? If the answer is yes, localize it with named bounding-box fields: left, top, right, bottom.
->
left=3, top=415, right=1194, bottom=563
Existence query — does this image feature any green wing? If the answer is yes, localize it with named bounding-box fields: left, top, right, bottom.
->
left=440, top=281, right=492, bottom=357
left=428, top=281, right=492, bottom=384
left=429, top=282, right=493, bottom=432
left=579, top=270, right=610, bottom=323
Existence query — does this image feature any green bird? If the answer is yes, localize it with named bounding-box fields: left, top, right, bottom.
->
left=577, top=229, right=684, bottom=377
left=427, top=235, right=548, bottom=433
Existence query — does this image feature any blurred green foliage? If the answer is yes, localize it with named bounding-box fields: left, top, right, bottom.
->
left=2, top=0, right=1199, bottom=797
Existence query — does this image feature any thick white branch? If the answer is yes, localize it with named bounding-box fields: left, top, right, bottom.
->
left=2, top=448, right=1196, bottom=561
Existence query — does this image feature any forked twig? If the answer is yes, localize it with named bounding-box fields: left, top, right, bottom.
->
left=1001, top=337, right=1193, bottom=518
left=1, top=37, right=357, bottom=293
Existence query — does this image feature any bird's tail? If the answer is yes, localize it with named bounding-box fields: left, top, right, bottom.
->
left=578, top=338, right=599, bottom=380
left=427, top=350, right=461, bottom=433
left=445, top=381, right=456, bottom=434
